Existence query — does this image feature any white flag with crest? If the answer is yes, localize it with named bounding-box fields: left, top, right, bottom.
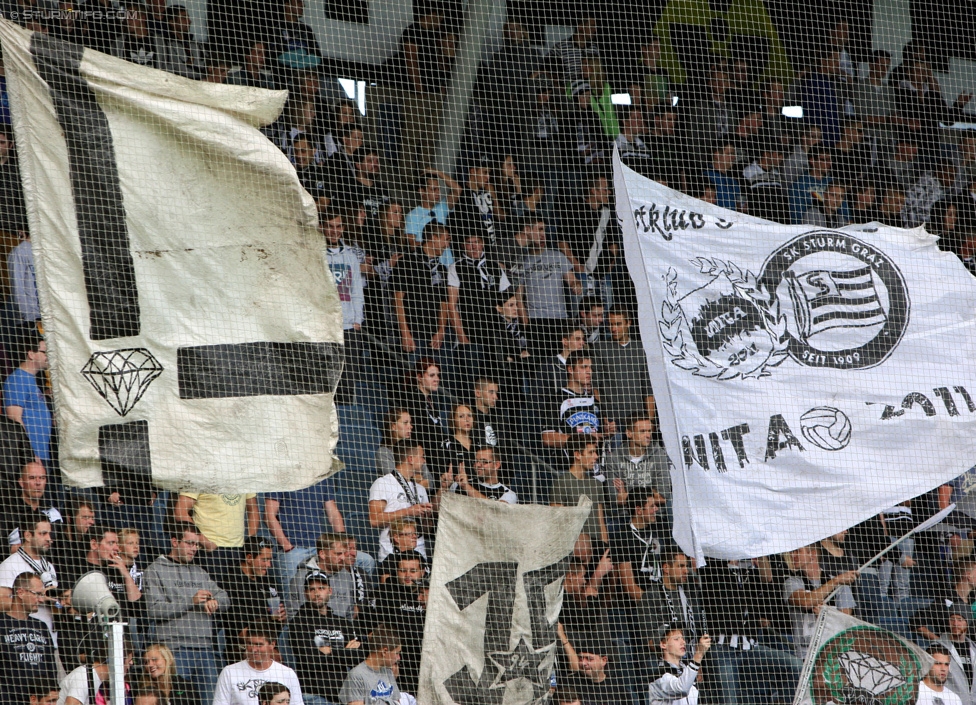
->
left=614, top=151, right=976, bottom=562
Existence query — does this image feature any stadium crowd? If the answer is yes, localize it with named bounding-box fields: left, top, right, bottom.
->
left=1, top=0, right=976, bottom=704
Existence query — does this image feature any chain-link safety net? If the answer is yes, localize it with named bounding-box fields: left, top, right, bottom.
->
left=0, top=0, right=975, bottom=704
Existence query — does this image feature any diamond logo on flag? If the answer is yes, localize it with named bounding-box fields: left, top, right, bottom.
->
left=810, top=626, right=923, bottom=705
left=81, top=348, right=164, bottom=417
left=838, top=650, right=905, bottom=696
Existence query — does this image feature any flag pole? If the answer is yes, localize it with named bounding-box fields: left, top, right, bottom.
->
left=822, top=503, right=956, bottom=604
left=861, top=503, right=956, bottom=570
left=792, top=605, right=835, bottom=705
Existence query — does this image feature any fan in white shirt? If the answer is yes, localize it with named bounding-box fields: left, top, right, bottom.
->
left=213, top=628, right=304, bottom=705
left=917, top=648, right=964, bottom=705
left=368, top=442, right=433, bottom=561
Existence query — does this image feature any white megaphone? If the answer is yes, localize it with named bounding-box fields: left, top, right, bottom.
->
left=72, top=571, right=122, bottom=622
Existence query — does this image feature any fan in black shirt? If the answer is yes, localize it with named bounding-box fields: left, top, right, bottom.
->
left=818, top=531, right=860, bottom=590
left=271, top=0, right=322, bottom=68
left=442, top=404, right=476, bottom=478
left=392, top=225, right=450, bottom=351
left=394, top=359, right=450, bottom=478
left=60, top=526, right=142, bottom=621
left=348, top=149, right=389, bottom=233
left=558, top=557, right=611, bottom=647
left=291, top=572, right=364, bottom=703
left=1, top=573, right=57, bottom=704
left=564, top=638, right=635, bottom=705
left=483, top=294, right=531, bottom=393
left=374, top=552, right=427, bottom=693
left=471, top=378, right=509, bottom=455
left=400, top=10, right=450, bottom=93
left=294, top=137, right=335, bottom=211
left=447, top=233, right=511, bottom=347
left=451, top=158, right=499, bottom=247
left=612, top=488, right=665, bottom=605
left=112, top=8, right=160, bottom=68
left=221, top=538, right=284, bottom=641
left=0, top=460, right=63, bottom=549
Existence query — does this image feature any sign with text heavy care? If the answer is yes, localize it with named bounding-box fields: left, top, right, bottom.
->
left=418, top=494, right=590, bottom=705
left=614, top=152, right=976, bottom=562
left=1, top=19, right=342, bottom=492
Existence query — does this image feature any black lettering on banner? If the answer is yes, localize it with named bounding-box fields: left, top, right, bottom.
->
left=902, top=392, right=937, bottom=416
left=956, top=386, right=976, bottom=413
left=682, top=434, right=709, bottom=471
left=634, top=203, right=710, bottom=241
left=933, top=387, right=960, bottom=416
left=443, top=561, right=518, bottom=705
left=443, top=558, right=569, bottom=705
left=953, top=386, right=976, bottom=414
left=522, top=557, right=570, bottom=649
left=764, top=414, right=804, bottom=461
left=709, top=432, right=727, bottom=473
left=30, top=33, right=140, bottom=341
left=721, top=423, right=751, bottom=468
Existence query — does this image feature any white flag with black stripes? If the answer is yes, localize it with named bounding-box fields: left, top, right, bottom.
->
left=0, top=18, right=342, bottom=492
left=614, top=150, right=976, bottom=563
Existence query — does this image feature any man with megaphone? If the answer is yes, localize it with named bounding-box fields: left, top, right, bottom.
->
left=60, top=525, right=142, bottom=620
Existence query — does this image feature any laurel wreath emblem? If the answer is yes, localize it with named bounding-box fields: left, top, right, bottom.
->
left=660, top=257, right=790, bottom=380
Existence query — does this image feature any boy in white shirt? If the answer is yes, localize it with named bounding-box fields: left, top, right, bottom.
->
left=647, top=627, right=711, bottom=705
left=213, top=627, right=304, bottom=705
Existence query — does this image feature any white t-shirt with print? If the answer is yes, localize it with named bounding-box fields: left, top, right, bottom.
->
left=213, top=660, right=304, bottom=705
left=369, top=473, right=429, bottom=560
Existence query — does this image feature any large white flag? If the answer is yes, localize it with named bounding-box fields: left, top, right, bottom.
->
left=615, top=152, right=976, bottom=562
left=0, top=19, right=342, bottom=492
left=792, top=607, right=932, bottom=705
left=418, top=493, right=591, bottom=705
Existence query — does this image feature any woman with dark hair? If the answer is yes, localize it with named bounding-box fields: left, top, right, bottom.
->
left=375, top=408, right=432, bottom=486
left=399, top=358, right=448, bottom=459
left=443, top=404, right=476, bottom=474
left=257, top=682, right=291, bottom=705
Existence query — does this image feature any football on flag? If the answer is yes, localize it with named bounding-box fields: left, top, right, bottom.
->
left=799, top=407, right=853, bottom=451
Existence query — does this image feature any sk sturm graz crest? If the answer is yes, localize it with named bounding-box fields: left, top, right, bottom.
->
left=662, top=232, right=910, bottom=379
left=760, top=232, right=910, bottom=370
left=810, top=627, right=924, bottom=705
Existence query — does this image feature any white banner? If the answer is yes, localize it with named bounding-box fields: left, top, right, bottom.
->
left=418, top=493, right=591, bottom=705
left=1, top=19, right=342, bottom=492
left=614, top=151, right=976, bottom=562
left=793, top=607, right=932, bottom=705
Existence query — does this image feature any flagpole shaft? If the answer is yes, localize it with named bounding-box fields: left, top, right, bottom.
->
left=858, top=538, right=903, bottom=571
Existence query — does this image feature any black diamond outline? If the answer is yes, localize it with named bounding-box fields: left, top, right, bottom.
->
left=81, top=348, right=163, bottom=416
